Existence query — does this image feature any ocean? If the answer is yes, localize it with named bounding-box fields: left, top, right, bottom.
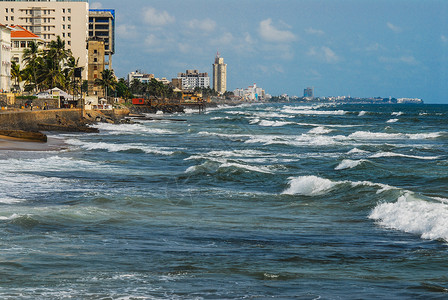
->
left=0, top=102, right=447, bottom=299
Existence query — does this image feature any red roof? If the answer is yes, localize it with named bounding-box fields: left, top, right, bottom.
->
left=10, top=25, right=40, bottom=39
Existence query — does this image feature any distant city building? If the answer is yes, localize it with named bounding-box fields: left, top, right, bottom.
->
left=87, top=37, right=105, bottom=97
left=0, top=0, right=90, bottom=78
left=213, top=52, right=226, bottom=94
left=304, top=87, right=314, bottom=98
left=175, top=69, right=210, bottom=91
left=10, top=25, right=44, bottom=68
left=0, top=23, right=11, bottom=91
left=89, top=9, right=114, bottom=68
left=128, top=71, right=154, bottom=84
left=233, top=83, right=265, bottom=101
left=397, top=98, right=423, bottom=104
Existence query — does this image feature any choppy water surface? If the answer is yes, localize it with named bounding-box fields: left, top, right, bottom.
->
left=1, top=103, right=448, bottom=299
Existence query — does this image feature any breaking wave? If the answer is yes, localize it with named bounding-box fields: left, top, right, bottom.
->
left=369, top=193, right=448, bottom=241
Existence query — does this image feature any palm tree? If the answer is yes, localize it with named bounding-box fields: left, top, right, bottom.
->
left=46, top=36, right=72, bottom=88
left=95, top=69, right=117, bottom=101
left=10, top=61, right=23, bottom=92
left=22, top=41, right=41, bottom=92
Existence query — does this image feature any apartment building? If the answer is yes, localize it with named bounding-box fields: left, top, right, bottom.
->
left=0, top=0, right=89, bottom=77
left=0, top=23, right=11, bottom=91
left=87, top=37, right=105, bottom=97
left=175, top=69, right=210, bottom=91
left=89, top=9, right=114, bottom=69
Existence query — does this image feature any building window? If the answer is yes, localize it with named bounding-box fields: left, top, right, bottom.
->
left=62, top=24, right=65, bottom=30
left=68, top=33, right=71, bottom=37
left=62, top=9, right=65, bottom=13
left=94, top=74, right=97, bottom=79
left=27, top=41, right=32, bottom=47
left=5, top=16, right=8, bottom=21
left=13, top=57, right=19, bottom=63
left=11, top=8, right=13, bottom=13
left=11, top=16, right=13, bottom=21
left=68, top=25, right=71, bottom=29
left=94, top=66, right=98, bottom=71
left=20, top=41, right=26, bottom=48
left=68, top=9, right=71, bottom=13
left=94, top=49, right=98, bottom=54
left=68, top=41, right=71, bottom=45
left=5, top=8, right=7, bottom=13
left=62, top=16, right=65, bottom=22
left=14, top=41, right=19, bottom=48
left=94, top=58, right=97, bottom=62
left=62, top=33, right=65, bottom=38
left=68, top=16, right=71, bottom=22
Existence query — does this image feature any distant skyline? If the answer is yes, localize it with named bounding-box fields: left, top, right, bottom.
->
left=90, top=0, right=448, bottom=103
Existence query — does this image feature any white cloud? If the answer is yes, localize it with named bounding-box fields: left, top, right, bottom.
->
left=379, top=55, right=419, bottom=65
left=441, top=35, right=448, bottom=43
left=117, top=24, right=137, bottom=39
left=259, top=18, right=297, bottom=43
left=305, top=27, right=324, bottom=36
left=90, top=2, right=103, bottom=9
left=187, top=18, right=216, bottom=33
left=308, top=46, right=340, bottom=63
left=387, top=22, right=402, bottom=33
left=143, top=7, right=175, bottom=27
left=365, top=43, right=385, bottom=52
left=144, top=34, right=174, bottom=53
left=210, top=32, right=234, bottom=46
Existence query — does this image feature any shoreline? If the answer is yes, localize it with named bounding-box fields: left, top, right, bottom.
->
left=0, top=135, right=66, bottom=151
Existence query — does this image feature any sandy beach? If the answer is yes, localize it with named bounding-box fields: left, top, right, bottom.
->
left=0, top=136, right=66, bottom=151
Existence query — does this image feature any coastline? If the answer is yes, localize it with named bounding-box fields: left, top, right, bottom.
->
left=0, top=135, right=66, bottom=151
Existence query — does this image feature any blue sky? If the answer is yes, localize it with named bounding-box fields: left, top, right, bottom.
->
left=90, top=0, right=448, bottom=103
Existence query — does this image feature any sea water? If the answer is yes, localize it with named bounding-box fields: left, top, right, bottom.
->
left=0, top=103, right=447, bottom=299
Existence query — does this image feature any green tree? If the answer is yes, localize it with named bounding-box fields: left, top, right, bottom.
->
left=10, top=61, right=23, bottom=92
left=95, top=69, right=117, bottom=102
left=22, top=41, right=42, bottom=92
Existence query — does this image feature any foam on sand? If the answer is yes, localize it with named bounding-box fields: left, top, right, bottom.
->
left=369, top=192, right=448, bottom=241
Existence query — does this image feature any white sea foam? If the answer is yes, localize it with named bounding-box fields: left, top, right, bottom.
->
left=259, top=120, right=294, bottom=127
left=93, top=123, right=174, bottom=135
left=282, top=175, right=396, bottom=196
left=387, top=118, right=399, bottom=123
left=66, top=140, right=174, bottom=155
left=335, top=159, right=366, bottom=170
left=0, top=197, right=25, bottom=204
left=282, top=176, right=336, bottom=196
left=283, top=108, right=346, bottom=115
left=308, top=126, right=333, bottom=134
left=219, top=162, right=273, bottom=174
left=359, top=111, right=366, bottom=116
left=370, top=152, right=440, bottom=160
left=369, top=192, right=448, bottom=241
left=392, top=111, right=403, bottom=116
left=348, top=148, right=370, bottom=155
left=348, top=131, right=442, bottom=140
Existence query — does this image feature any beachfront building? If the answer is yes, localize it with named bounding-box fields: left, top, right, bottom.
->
left=233, top=83, right=265, bottom=101
left=0, top=0, right=89, bottom=78
left=174, top=69, right=210, bottom=91
left=10, top=25, right=44, bottom=68
left=213, top=52, right=226, bottom=94
left=87, top=37, right=105, bottom=97
left=88, top=9, right=114, bottom=69
left=0, top=23, right=11, bottom=92
left=128, top=70, right=154, bottom=84
left=304, top=87, right=314, bottom=98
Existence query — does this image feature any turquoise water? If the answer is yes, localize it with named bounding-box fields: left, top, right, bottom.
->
left=1, top=103, right=448, bottom=299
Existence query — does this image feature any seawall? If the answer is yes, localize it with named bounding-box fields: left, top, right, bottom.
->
left=0, top=109, right=83, bottom=131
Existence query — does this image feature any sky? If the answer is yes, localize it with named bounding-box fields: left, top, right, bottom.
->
left=90, top=0, right=448, bottom=103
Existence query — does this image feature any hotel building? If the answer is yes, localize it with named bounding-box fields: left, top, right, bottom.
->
left=174, top=69, right=210, bottom=91
left=0, top=23, right=11, bottom=91
left=0, top=0, right=89, bottom=77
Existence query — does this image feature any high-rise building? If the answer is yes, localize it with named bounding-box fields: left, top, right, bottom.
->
left=0, top=0, right=89, bottom=78
left=175, top=69, right=210, bottom=91
left=88, top=9, right=114, bottom=69
left=304, top=87, right=314, bottom=98
left=213, top=52, right=226, bottom=94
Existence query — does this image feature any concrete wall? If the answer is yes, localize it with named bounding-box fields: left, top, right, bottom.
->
left=0, top=109, right=82, bottom=130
